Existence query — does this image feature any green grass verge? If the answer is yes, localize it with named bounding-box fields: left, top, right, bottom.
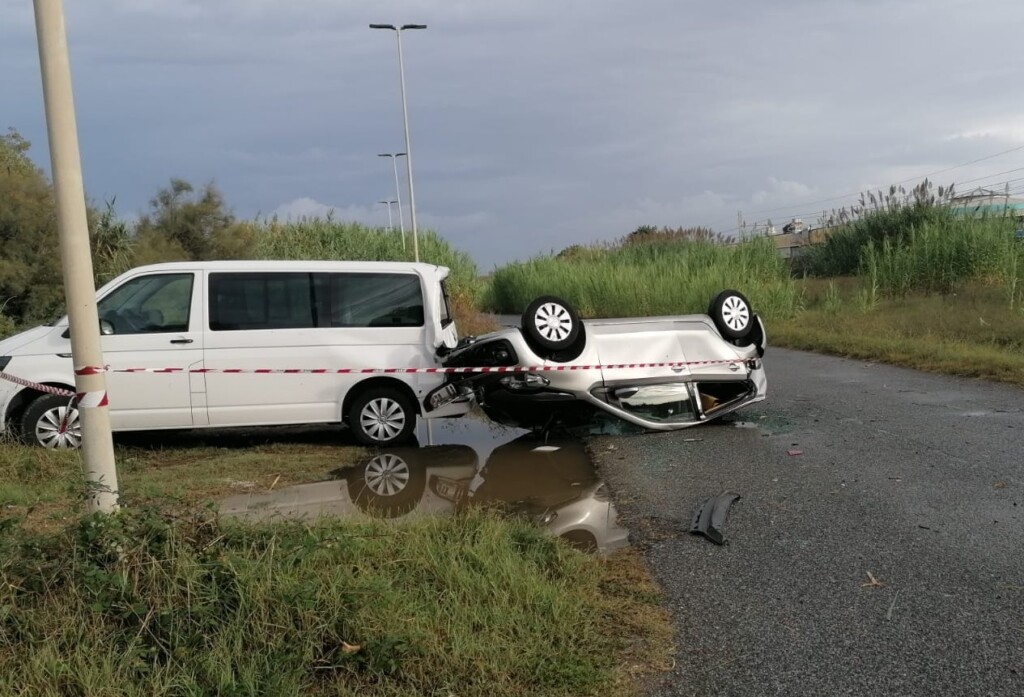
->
left=771, top=279, right=1024, bottom=386
left=0, top=433, right=674, bottom=696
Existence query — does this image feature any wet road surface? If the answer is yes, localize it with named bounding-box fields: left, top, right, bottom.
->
left=220, top=414, right=629, bottom=555
left=591, top=347, right=1023, bottom=696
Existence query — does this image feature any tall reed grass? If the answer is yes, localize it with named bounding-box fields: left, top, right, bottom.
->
left=486, top=237, right=800, bottom=319
left=251, top=218, right=481, bottom=305
left=860, top=216, right=1022, bottom=302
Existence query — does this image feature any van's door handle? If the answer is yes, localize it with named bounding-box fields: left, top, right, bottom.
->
left=170, top=338, right=194, bottom=344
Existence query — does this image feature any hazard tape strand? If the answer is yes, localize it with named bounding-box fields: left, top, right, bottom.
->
left=4, top=358, right=750, bottom=406
left=68, top=359, right=745, bottom=375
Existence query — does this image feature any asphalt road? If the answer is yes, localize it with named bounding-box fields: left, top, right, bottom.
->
left=591, top=347, right=1023, bottom=697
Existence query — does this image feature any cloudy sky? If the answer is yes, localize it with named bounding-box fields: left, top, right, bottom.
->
left=4, top=0, right=1024, bottom=269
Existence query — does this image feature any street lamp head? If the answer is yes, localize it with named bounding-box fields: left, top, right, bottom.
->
left=369, top=23, right=396, bottom=30
left=400, top=24, right=427, bottom=30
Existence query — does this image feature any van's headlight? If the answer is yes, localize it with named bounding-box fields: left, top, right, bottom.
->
left=0, top=356, right=10, bottom=372
left=499, top=373, right=549, bottom=390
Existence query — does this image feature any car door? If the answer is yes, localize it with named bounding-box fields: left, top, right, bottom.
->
left=97, top=271, right=202, bottom=430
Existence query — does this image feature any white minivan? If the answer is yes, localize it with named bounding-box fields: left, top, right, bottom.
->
left=0, top=261, right=473, bottom=448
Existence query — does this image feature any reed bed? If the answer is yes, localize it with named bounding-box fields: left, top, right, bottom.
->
left=860, top=216, right=1022, bottom=305
left=485, top=237, right=800, bottom=320
left=251, top=219, right=481, bottom=305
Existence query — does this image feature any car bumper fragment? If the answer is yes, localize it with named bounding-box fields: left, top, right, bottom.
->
left=689, top=491, right=741, bottom=545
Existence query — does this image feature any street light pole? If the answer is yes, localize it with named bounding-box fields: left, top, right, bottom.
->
left=32, top=0, right=119, bottom=513
left=378, top=199, right=396, bottom=232
left=370, top=23, right=427, bottom=263
left=378, top=152, right=407, bottom=250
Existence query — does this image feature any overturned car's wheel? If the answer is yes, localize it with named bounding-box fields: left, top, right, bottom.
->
left=522, top=295, right=584, bottom=360
left=707, top=289, right=753, bottom=342
left=348, top=388, right=416, bottom=446
left=21, top=393, right=81, bottom=449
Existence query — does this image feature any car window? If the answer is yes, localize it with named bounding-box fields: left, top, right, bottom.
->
left=327, top=273, right=423, bottom=328
left=210, top=273, right=315, bottom=331
left=613, top=384, right=696, bottom=423
left=98, top=273, right=193, bottom=334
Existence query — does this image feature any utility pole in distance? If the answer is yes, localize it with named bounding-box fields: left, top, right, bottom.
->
left=370, top=23, right=427, bottom=263
left=33, top=0, right=119, bottom=513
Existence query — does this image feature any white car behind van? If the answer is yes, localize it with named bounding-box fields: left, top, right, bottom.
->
left=0, top=261, right=472, bottom=448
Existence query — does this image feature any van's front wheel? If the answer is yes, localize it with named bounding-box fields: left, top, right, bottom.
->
left=348, top=388, right=416, bottom=446
left=21, top=394, right=82, bottom=449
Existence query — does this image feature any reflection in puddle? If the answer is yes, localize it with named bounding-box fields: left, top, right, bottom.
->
left=220, top=413, right=629, bottom=555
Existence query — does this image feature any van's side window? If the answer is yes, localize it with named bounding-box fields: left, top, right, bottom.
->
left=98, top=273, right=193, bottom=335
left=328, top=273, right=424, bottom=328
left=210, top=273, right=315, bottom=331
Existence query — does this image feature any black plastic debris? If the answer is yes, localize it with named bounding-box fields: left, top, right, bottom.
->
left=689, top=491, right=742, bottom=545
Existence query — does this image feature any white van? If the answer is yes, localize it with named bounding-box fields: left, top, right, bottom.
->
left=0, top=261, right=473, bottom=448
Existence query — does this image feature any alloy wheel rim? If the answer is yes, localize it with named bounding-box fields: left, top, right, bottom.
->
left=364, top=453, right=411, bottom=496
left=359, top=397, right=406, bottom=442
left=535, top=303, right=573, bottom=342
left=36, top=405, right=82, bottom=449
left=722, top=296, right=750, bottom=332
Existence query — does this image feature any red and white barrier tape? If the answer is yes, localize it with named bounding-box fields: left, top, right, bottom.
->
left=66, top=359, right=745, bottom=375
left=2, top=358, right=749, bottom=404
left=0, top=371, right=76, bottom=397
left=0, top=372, right=107, bottom=407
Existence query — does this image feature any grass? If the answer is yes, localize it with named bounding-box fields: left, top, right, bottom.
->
left=251, top=218, right=482, bottom=309
left=772, top=279, right=1024, bottom=386
left=0, top=430, right=674, bottom=696
left=485, top=237, right=799, bottom=320
left=0, top=428, right=369, bottom=532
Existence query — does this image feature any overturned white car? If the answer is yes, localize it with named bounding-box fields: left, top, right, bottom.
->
left=430, top=290, right=767, bottom=433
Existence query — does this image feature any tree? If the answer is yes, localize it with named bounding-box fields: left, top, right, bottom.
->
left=0, top=129, right=64, bottom=324
left=134, top=179, right=235, bottom=260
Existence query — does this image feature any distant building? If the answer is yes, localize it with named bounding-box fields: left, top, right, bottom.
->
left=949, top=188, right=1024, bottom=221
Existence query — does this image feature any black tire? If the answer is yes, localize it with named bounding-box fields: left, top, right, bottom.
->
left=348, top=387, right=417, bottom=446
left=707, top=289, right=754, bottom=342
left=521, top=295, right=583, bottom=359
left=21, top=393, right=82, bottom=449
left=344, top=450, right=427, bottom=518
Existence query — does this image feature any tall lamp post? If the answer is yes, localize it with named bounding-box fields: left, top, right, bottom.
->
left=378, top=152, right=407, bottom=250
left=378, top=199, right=397, bottom=232
left=370, top=23, right=426, bottom=262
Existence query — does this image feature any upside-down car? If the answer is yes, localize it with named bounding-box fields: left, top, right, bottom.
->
left=427, top=289, right=767, bottom=433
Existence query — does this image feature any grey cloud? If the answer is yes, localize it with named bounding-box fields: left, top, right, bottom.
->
left=3, top=0, right=1024, bottom=268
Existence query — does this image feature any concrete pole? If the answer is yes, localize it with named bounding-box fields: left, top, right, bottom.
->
left=33, top=0, right=119, bottom=513
left=395, top=28, right=420, bottom=263
left=379, top=200, right=394, bottom=232
left=392, top=154, right=407, bottom=249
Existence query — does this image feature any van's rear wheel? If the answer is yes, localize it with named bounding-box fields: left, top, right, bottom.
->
left=348, top=388, right=416, bottom=446
left=21, top=394, right=82, bottom=449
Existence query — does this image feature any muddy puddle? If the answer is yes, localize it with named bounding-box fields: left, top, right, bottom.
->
left=219, top=413, right=629, bottom=555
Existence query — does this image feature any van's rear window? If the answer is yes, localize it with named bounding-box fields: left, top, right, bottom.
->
left=209, top=272, right=424, bottom=331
